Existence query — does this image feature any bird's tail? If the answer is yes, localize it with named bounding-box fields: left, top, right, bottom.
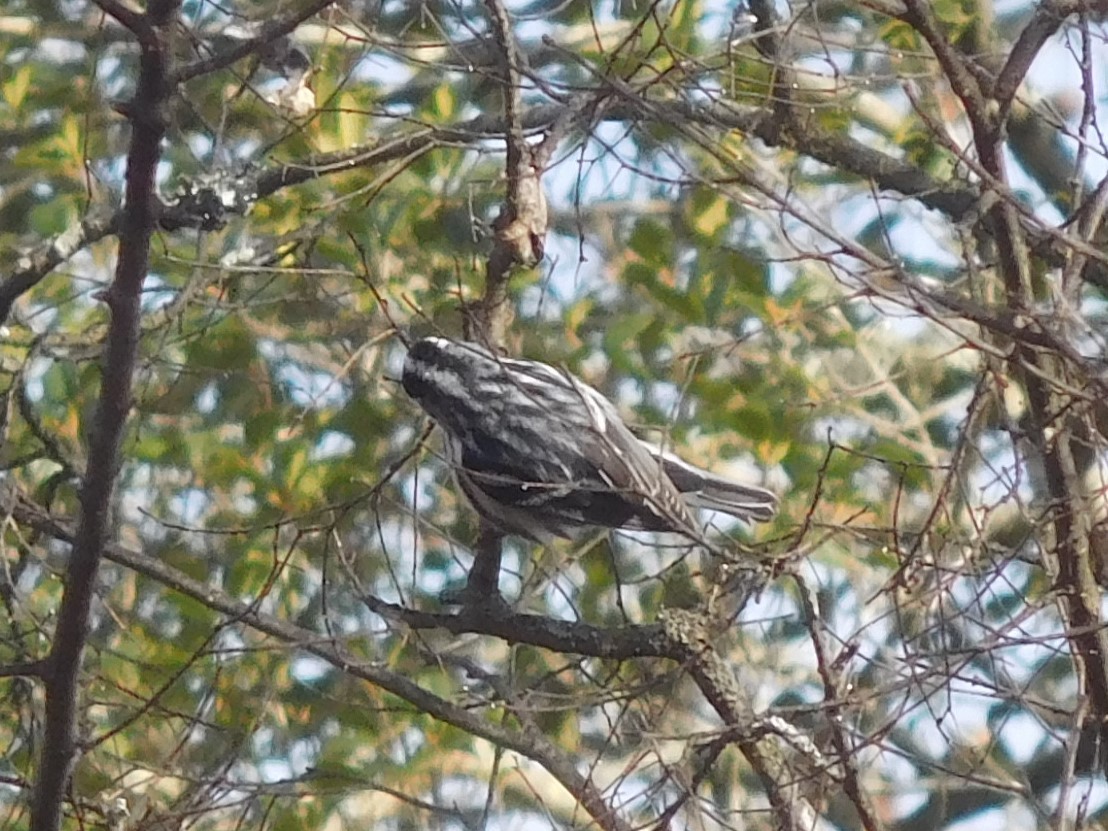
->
left=650, top=447, right=778, bottom=523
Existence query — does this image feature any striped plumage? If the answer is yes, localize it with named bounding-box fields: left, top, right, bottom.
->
left=401, top=337, right=778, bottom=544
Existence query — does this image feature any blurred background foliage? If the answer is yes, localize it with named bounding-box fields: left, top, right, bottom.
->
left=2, top=0, right=1108, bottom=828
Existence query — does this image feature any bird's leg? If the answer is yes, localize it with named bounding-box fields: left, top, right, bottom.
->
left=439, top=523, right=510, bottom=612
left=466, top=523, right=505, bottom=597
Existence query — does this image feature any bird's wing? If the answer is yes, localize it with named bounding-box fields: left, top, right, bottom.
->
left=565, top=377, right=701, bottom=534
left=648, top=446, right=778, bottom=523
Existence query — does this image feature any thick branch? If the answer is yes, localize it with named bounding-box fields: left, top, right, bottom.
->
left=90, top=0, right=152, bottom=44
left=899, top=0, right=987, bottom=130
left=364, top=594, right=671, bottom=659
left=29, top=2, right=177, bottom=828
left=7, top=92, right=1105, bottom=332
left=9, top=83, right=1106, bottom=328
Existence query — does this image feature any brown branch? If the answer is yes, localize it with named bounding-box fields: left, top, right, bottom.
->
left=29, top=0, right=178, bottom=827
left=1064, top=175, right=1108, bottom=297
left=0, top=109, right=557, bottom=326
left=959, top=0, right=1108, bottom=779
left=454, top=0, right=549, bottom=600
left=0, top=660, right=48, bottom=679
left=6, top=491, right=679, bottom=663
left=10, top=87, right=1107, bottom=330
left=456, top=524, right=506, bottom=601
left=483, top=0, right=525, bottom=202
left=1024, top=375, right=1108, bottom=741
left=899, top=0, right=988, bottom=132
left=746, top=0, right=799, bottom=129
left=89, top=0, right=152, bottom=44
left=363, top=593, right=671, bottom=659
left=8, top=85, right=1105, bottom=334
left=734, top=5, right=1108, bottom=298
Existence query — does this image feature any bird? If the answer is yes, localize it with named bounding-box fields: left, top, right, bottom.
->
left=401, top=336, right=778, bottom=544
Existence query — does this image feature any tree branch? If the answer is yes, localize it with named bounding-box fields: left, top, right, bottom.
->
left=0, top=660, right=48, bottom=679
left=7, top=90, right=1105, bottom=332
left=29, top=1, right=178, bottom=827
left=899, top=0, right=987, bottom=131
left=795, top=573, right=884, bottom=831
left=961, top=0, right=1108, bottom=780
left=89, top=0, right=152, bottom=45
left=362, top=593, right=672, bottom=659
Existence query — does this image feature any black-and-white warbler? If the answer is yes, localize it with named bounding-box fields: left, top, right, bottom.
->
left=401, top=337, right=778, bottom=544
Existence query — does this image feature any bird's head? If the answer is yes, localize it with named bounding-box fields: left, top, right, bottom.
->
left=402, top=337, right=500, bottom=426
